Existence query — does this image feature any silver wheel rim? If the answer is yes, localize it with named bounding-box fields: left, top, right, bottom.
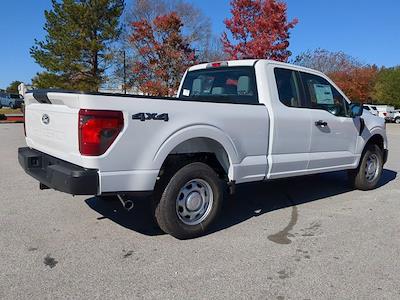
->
left=396, top=119, right=400, bottom=124
left=365, top=153, right=380, bottom=182
left=176, top=178, right=214, bottom=226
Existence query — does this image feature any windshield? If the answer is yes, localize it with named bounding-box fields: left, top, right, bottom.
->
left=179, top=67, right=259, bottom=105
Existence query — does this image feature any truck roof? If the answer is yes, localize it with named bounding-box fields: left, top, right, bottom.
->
left=187, top=59, right=326, bottom=76
left=188, top=59, right=259, bottom=71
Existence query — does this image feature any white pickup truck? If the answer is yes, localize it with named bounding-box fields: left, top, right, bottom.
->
left=19, top=59, right=388, bottom=239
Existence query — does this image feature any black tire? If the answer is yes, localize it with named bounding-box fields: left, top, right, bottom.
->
left=154, top=162, right=223, bottom=239
left=348, top=144, right=383, bottom=190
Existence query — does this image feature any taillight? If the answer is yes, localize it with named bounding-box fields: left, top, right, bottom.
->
left=207, top=61, right=228, bottom=68
left=79, top=109, right=124, bottom=156
left=383, top=112, right=387, bottom=116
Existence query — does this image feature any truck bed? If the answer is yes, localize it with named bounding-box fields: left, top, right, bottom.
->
left=23, top=90, right=269, bottom=194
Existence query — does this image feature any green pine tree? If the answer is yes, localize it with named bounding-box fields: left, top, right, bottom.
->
left=31, top=0, right=124, bottom=92
left=6, top=81, right=23, bottom=94
left=373, top=67, right=400, bottom=107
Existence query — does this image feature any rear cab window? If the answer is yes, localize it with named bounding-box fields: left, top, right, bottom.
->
left=274, top=68, right=306, bottom=108
left=179, top=67, right=259, bottom=105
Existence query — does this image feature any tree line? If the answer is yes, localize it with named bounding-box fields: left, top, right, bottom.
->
left=29, top=0, right=298, bottom=96
left=12, top=0, right=399, bottom=108
left=294, top=49, right=400, bottom=107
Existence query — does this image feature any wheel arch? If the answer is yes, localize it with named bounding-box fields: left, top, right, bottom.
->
left=364, top=133, right=385, bottom=152
left=153, top=125, right=239, bottom=181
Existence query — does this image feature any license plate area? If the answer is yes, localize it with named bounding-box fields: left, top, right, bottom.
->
left=29, top=156, right=42, bottom=168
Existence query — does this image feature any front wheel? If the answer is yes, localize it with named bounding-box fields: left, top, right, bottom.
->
left=349, top=144, right=383, bottom=190
left=395, top=117, right=400, bottom=124
left=154, top=162, right=223, bottom=239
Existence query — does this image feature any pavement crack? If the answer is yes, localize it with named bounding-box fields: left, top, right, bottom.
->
left=123, top=250, right=133, bottom=258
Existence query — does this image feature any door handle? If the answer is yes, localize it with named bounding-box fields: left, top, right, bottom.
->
left=315, top=120, right=328, bottom=127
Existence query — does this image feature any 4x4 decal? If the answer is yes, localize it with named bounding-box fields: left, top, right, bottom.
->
left=132, top=113, right=169, bottom=122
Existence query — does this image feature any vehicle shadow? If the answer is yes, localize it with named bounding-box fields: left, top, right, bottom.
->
left=209, top=168, right=397, bottom=235
left=85, top=169, right=397, bottom=237
left=85, top=195, right=164, bottom=236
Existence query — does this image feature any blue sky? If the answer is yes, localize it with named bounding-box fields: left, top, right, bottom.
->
left=0, top=0, right=399, bottom=89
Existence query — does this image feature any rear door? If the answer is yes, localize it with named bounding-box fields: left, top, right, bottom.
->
left=266, top=66, right=312, bottom=178
left=299, top=71, right=360, bottom=170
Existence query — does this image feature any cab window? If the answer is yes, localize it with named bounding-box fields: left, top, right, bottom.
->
left=300, top=72, right=349, bottom=117
left=179, top=67, right=258, bottom=105
left=274, top=68, right=304, bottom=108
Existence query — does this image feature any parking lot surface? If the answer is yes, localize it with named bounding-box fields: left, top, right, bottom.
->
left=1, top=124, right=399, bottom=299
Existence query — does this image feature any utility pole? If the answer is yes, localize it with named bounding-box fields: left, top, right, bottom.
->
left=123, top=50, right=127, bottom=94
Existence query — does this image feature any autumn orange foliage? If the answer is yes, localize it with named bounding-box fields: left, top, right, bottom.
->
left=129, top=12, right=197, bottom=96
left=294, top=49, right=380, bottom=102
left=222, top=0, right=298, bottom=61
left=329, top=66, right=379, bottom=102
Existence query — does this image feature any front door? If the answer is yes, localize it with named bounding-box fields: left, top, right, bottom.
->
left=300, top=72, right=360, bottom=170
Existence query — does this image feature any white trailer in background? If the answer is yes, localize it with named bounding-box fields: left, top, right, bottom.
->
left=363, top=104, right=379, bottom=116
left=393, top=110, right=400, bottom=124
left=374, top=105, right=395, bottom=122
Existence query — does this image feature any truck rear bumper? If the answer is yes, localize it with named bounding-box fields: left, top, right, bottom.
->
left=18, top=147, right=99, bottom=195
left=100, top=170, right=159, bottom=193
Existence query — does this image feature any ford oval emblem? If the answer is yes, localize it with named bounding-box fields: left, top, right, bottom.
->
left=42, top=114, right=50, bottom=125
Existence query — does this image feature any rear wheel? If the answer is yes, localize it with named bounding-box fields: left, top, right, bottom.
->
left=154, top=162, right=223, bottom=239
left=349, top=144, right=383, bottom=190
left=395, top=117, right=400, bottom=124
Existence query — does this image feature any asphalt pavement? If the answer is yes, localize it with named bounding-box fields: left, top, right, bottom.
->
left=0, top=124, right=399, bottom=299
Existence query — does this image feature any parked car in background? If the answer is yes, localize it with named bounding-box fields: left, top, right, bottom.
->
left=394, top=110, right=400, bottom=124
left=363, top=104, right=379, bottom=116
left=374, top=105, right=395, bottom=122
left=0, top=92, right=24, bottom=109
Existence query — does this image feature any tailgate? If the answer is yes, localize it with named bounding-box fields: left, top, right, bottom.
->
left=24, top=92, right=81, bottom=165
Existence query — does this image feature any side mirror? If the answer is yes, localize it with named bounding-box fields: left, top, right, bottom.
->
left=350, top=103, right=363, bottom=118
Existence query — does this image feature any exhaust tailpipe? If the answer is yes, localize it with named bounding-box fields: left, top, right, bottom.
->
left=117, top=195, right=134, bottom=211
